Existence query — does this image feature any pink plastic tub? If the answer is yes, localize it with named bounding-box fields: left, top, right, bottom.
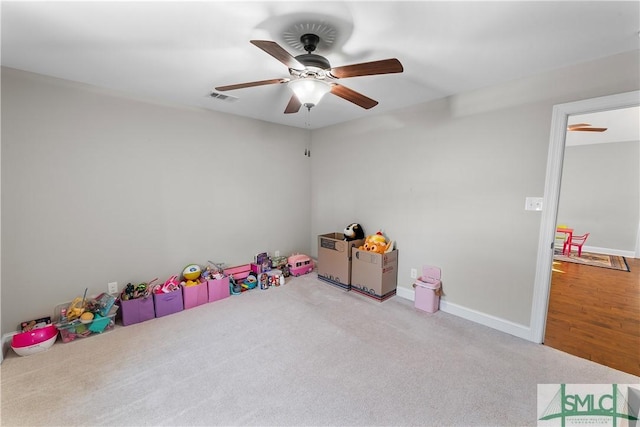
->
left=414, top=266, right=441, bottom=313
left=11, top=324, right=58, bottom=356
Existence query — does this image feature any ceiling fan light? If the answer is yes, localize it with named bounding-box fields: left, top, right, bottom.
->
left=288, top=78, right=330, bottom=108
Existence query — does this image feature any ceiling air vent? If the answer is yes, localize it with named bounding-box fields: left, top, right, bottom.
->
left=208, top=91, right=238, bottom=102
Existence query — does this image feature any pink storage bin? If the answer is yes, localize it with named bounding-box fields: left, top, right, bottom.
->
left=181, top=281, right=208, bottom=309
left=120, top=296, right=155, bottom=326
left=414, top=266, right=441, bottom=313
left=207, top=276, right=230, bottom=302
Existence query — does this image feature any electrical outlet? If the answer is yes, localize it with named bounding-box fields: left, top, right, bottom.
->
left=275, top=250, right=280, bottom=257
left=525, top=197, right=544, bottom=211
left=108, top=282, right=118, bottom=294
left=410, top=268, right=417, bottom=279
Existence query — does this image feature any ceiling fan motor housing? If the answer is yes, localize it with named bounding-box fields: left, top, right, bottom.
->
left=294, top=53, right=331, bottom=70
left=293, top=33, right=331, bottom=71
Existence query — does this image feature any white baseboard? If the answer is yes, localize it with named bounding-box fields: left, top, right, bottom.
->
left=395, top=286, right=533, bottom=341
left=1, top=332, right=18, bottom=364
left=583, top=245, right=636, bottom=258
left=395, top=286, right=415, bottom=301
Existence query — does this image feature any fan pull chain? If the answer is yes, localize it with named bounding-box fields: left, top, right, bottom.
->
left=304, top=108, right=311, bottom=157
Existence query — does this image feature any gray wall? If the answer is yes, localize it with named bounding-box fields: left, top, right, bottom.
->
left=1, top=68, right=311, bottom=335
left=559, top=141, right=639, bottom=253
left=2, top=49, right=639, bottom=337
left=311, top=50, right=640, bottom=326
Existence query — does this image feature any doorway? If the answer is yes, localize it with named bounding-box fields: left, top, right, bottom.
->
left=530, top=90, right=640, bottom=344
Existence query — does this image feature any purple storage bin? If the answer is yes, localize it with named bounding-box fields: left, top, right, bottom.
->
left=120, top=296, right=155, bottom=326
left=182, top=281, right=208, bottom=309
left=207, top=277, right=230, bottom=302
left=153, top=289, right=184, bottom=318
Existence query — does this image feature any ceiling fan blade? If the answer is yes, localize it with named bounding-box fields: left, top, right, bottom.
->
left=284, top=95, right=302, bottom=114
left=567, top=123, right=592, bottom=130
left=330, top=84, right=379, bottom=109
left=250, top=40, right=305, bottom=70
left=569, top=127, right=608, bottom=132
left=330, top=58, right=404, bottom=79
left=215, top=78, right=289, bottom=92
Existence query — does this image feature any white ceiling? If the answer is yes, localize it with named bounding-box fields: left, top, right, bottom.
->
left=1, top=1, right=639, bottom=130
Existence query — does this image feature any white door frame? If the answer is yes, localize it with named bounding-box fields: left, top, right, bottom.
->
left=529, top=90, right=640, bottom=344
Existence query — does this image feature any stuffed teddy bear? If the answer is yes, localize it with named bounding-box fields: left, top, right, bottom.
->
left=359, top=231, right=393, bottom=254
left=344, top=223, right=365, bottom=241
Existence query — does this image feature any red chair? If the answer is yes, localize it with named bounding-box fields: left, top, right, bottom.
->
left=566, top=233, right=590, bottom=257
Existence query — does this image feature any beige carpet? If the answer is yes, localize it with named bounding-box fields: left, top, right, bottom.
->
left=1, top=274, right=638, bottom=426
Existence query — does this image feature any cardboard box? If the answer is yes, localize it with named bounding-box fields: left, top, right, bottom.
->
left=207, top=276, right=230, bottom=302
left=181, top=281, right=208, bottom=309
left=153, top=289, right=184, bottom=318
left=351, top=248, right=398, bottom=301
left=317, top=232, right=365, bottom=290
left=120, top=296, right=155, bottom=326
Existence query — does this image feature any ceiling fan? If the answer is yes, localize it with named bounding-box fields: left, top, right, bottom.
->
left=215, top=33, right=403, bottom=114
left=567, top=123, right=608, bottom=132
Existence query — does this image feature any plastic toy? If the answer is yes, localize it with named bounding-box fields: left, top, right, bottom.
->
left=288, top=254, right=314, bottom=276
left=203, top=261, right=226, bottom=280
left=65, top=297, right=86, bottom=321
left=11, top=324, right=58, bottom=356
left=151, top=276, right=178, bottom=294
left=124, top=279, right=158, bottom=298
left=20, top=317, right=51, bottom=332
left=229, top=277, right=242, bottom=295
left=344, top=223, right=365, bottom=241
left=281, top=264, right=291, bottom=277
left=271, top=256, right=288, bottom=270
left=182, top=264, right=202, bottom=281
left=260, top=273, right=270, bottom=290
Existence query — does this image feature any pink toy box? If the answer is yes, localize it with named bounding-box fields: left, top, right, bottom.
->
left=182, top=280, right=208, bottom=309
left=223, top=264, right=251, bottom=283
left=207, top=276, right=230, bottom=302
left=413, top=266, right=442, bottom=313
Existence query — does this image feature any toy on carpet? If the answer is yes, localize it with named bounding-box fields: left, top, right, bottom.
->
left=260, top=273, right=270, bottom=290
left=288, top=253, right=314, bottom=276
left=229, top=276, right=242, bottom=295
left=344, top=223, right=365, bottom=241
left=11, top=323, right=58, bottom=356
left=242, top=273, right=258, bottom=291
left=359, top=231, right=394, bottom=254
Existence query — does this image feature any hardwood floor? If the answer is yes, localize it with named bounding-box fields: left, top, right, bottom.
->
left=544, top=256, right=640, bottom=376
